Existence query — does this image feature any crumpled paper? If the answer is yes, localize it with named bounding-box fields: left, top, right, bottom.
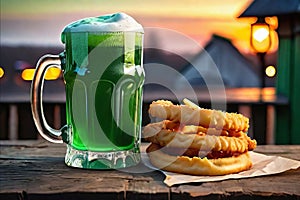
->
left=141, top=149, right=300, bottom=186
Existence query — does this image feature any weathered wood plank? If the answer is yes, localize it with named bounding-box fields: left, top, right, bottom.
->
left=254, top=145, right=300, bottom=160
left=171, top=169, right=300, bottom=199
left=1, top=141, right=299, bottom=200
left=0, top=140, right=65, bottom=158
left=0, top=140, right=169, bottom=199
left=126, top=180, right=170, bottom=200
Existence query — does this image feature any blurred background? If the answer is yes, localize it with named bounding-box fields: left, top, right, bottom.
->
left=1, top=0, right=299, bottom=144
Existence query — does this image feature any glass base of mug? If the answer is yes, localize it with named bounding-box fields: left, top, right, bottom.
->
left=64, top=144, right=141, bottom=169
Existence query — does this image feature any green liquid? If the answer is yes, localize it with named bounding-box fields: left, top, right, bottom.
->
left=62, top=32, right=144, bottom=152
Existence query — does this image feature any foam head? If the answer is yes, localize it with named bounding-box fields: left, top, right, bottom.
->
left=62, top=12, right=143, bottom=34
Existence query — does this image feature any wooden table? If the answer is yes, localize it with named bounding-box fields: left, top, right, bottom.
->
left=1, top=140, right=299, bottom=200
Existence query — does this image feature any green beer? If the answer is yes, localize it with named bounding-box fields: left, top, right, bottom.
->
left=62, top=31, right=144, bottom=152
left=31, top=13, right=145, bottom=169
left=58, top=13, right=145, bottom=168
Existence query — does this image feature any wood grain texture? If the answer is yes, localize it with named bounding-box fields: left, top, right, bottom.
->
left=0, top=140, right=299, bottom=200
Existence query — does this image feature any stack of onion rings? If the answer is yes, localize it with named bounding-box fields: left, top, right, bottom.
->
left=143, top=99, right=257, bottom=176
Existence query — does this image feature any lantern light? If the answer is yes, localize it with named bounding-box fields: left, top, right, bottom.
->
left=0, top=67, right=4, bottom=79
left=21, top=69, right=35, bottom=81
left=22, top=68, right=61, bottom=81
left=250, top=17, right=272, bottom=53
left=265, top=65, right=276, bottom=78
left=249, top=17, right=274, bottom=90
left=253, top=27, right=270, bottom=42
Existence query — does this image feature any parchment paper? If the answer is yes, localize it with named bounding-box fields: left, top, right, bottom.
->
left=141, top=150, right=300, bottom=186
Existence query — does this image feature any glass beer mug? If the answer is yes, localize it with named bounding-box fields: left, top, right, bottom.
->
left=31, top=13, right=145, bottom=169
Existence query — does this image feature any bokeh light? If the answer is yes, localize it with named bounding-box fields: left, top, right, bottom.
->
left=265, top=65, right=276, bottom=77
left=0, top=67, right=4, bottom=79
left=21, top=68, right=61, bottom=81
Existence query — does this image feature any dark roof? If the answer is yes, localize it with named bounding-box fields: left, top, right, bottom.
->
left=179, top=35, right=261, bottom=88
left=239, top=0, right=300, bottom=18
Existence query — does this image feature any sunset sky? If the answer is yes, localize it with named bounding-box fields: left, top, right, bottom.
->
left=0, top=0, right=277, bottom=54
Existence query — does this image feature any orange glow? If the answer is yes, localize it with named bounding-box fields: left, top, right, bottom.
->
left=0, top=67, right=4, bottom=79
left=265, top=16, right=278, bottom=29
left=21, top=69, right=35, bottom=81
left=44, top=67, right=61, bottom=80
left=2, top=0, right=278, bottom=56
left=22, top=68, right=61, bottom=81
left=251, top=23, right=271, bottom=53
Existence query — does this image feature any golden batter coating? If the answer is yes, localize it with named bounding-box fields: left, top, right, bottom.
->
left=144, top=99, right=256, bottom=176
left=146, top=143, right=253, bottom=176
left=143, top=120, right=243, bottom=137
left=149, top=100, right=249, bottom=132
left=143, top=127, right=256, bottom=153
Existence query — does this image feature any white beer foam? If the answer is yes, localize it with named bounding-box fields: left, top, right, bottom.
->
left=64, top=12, right=144, bottom=33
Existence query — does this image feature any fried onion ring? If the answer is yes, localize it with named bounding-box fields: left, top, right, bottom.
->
left=157, top=146, right=243, bottom=159
left=143, top=127, right=256, bottom=153
left=149, top=100, right=249, bottom=132
left=146, top=143, right=252, bottom=176
left=143, top=120, right=243, bottom=137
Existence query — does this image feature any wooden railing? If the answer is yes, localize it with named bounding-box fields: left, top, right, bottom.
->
left=0, top=87, right=289, bottom=144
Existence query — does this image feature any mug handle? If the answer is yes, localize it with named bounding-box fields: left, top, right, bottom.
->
left=31, top=54, right=64, bottom=143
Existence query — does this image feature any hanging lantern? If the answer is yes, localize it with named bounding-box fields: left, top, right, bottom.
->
left=250, top=17, right=272, bottom=53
